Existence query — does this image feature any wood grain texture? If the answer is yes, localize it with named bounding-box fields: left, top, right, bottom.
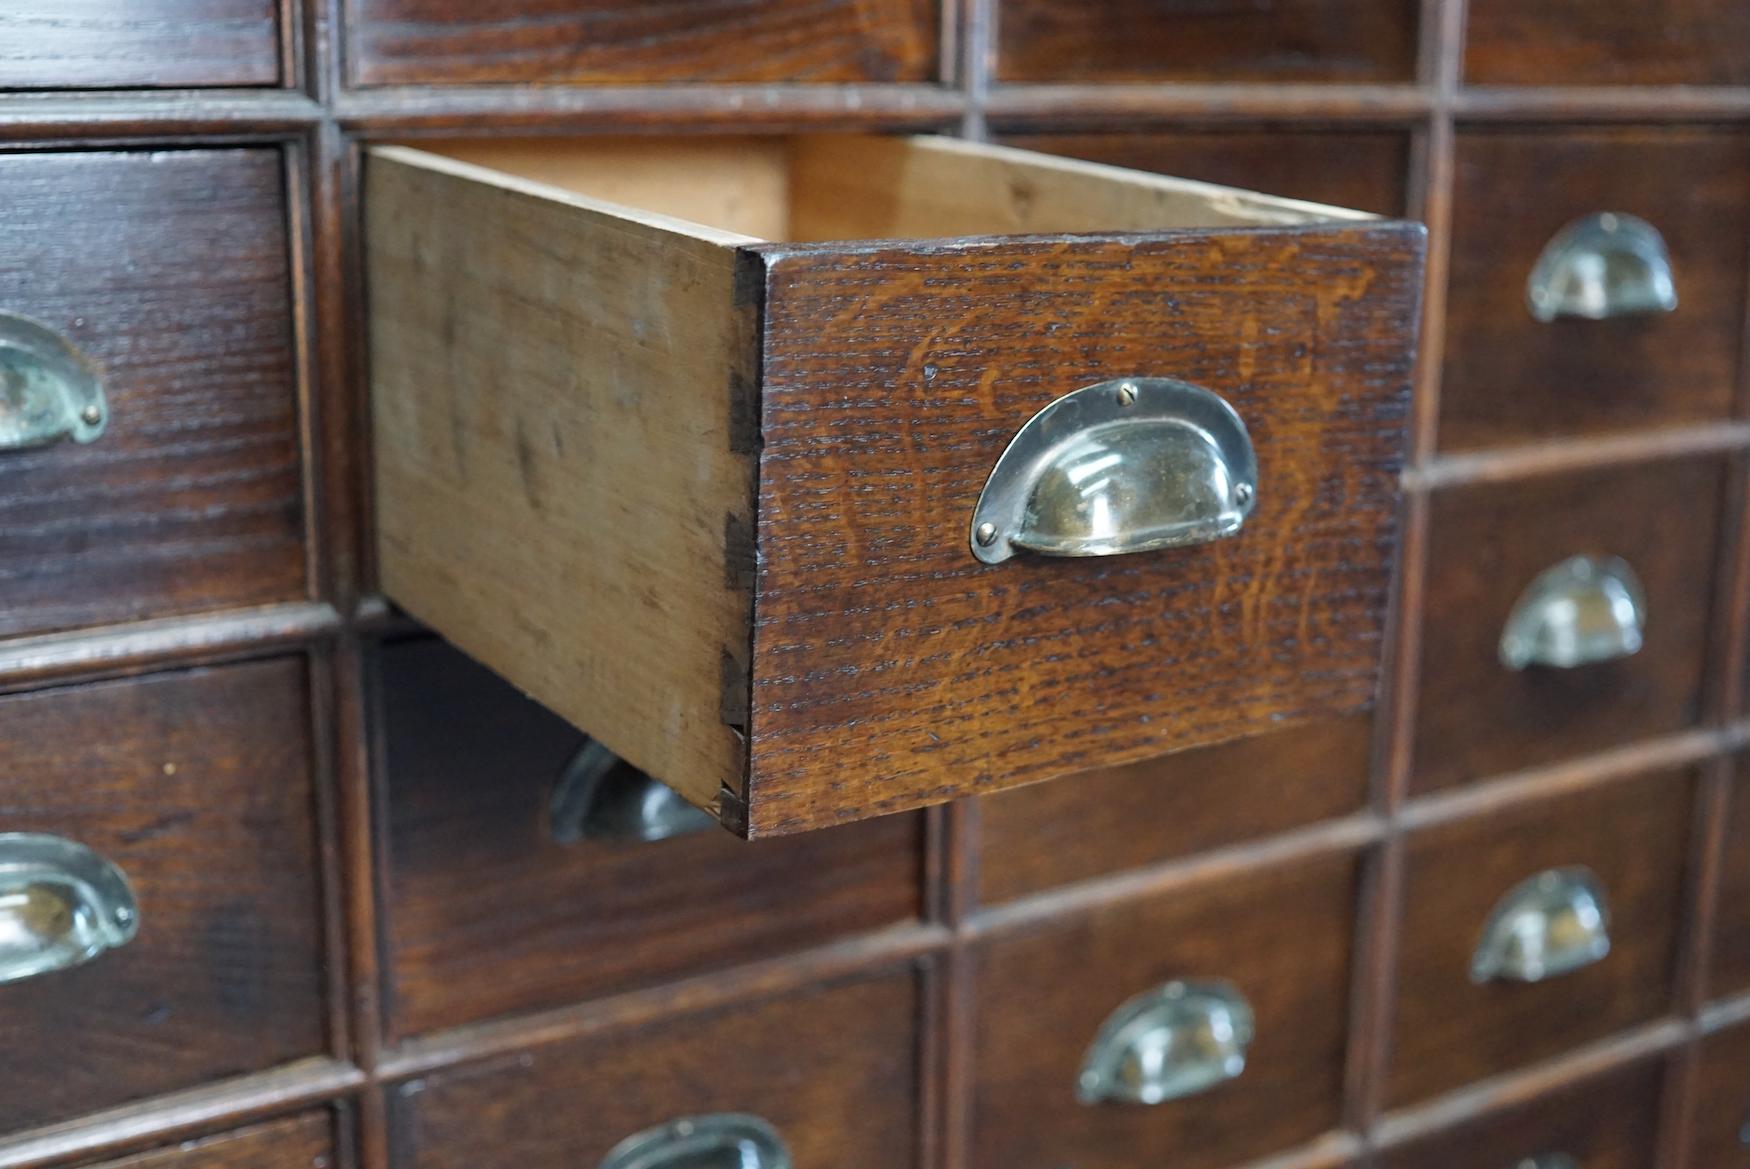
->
left=375, top=636, right=924, bottom=1038
left=976, top=714, right=1372, bottom=904
left=386, top=968, right=923, bottom=1169
left=971, top=849, right=1361, bottom=1169
left=1376, top=1058, right=1665, bottom=1169
left=1690, top=1019, right=1750, bottom=1169
left=1439, top=129, right=1750, bottom=453
left=994, top=0, right=1418, bottom=82
left=747, top=223, right=1423, bottom=833
left=1709, top=765, right=1750, bottom=1000
left=0, top=149, right=306, bottom=639
left=996, top=130, right=1412, bottom=218
left=366, top=146, right=757, bottom=816
left=1387, top=768, right=1694, bottom=1107
left=345, top=0, right=939, bottom=85
left=0, top=2, right=280, bottom=89
left=0, top=659, right=327, bottom=1133
left=1464, top=0, right=1750, bottom=86
left=1412, top=457, right=1724, bottom=794
left=86, top=1113, right=333, bottom=1169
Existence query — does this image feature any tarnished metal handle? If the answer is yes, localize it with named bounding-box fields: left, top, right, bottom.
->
left=1471, top=866, right=1611, bottom=985
left=1076, top=979, right=1254, bottom=1106
left=549, top=740, right=715, bottom=844
left=0, top=832, right=138, bottom=983
left=1527, top=212, right=1677, bottom=322
left=970, top=378, right=1258, bottom=565
left=1499, top=555, right=1646, bottom=671
left=597, top=1114, right=791, bottom=1169
left=1516, top=1153, right=1580, bottom=1169
left=0, top=312, right=106, bottom=450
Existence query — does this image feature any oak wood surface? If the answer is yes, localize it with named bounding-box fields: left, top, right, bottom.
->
left=1710, top=765, right=1750, bottom=999
left=971, top=848, right=1361, bottom=1169
left=1689, top=1019, right=1750, bottom=1169
left=1464, top=0, right=1750, bottom=86
left=0, top=658, right=327, bottom=1132
left=0, top=148, right=306, bottom=639
left=0, top=2, right=281, bottom=89
left=1387, top=768, right=1694, bottom=1107
left=87, top=1113, right=333, bottom=1169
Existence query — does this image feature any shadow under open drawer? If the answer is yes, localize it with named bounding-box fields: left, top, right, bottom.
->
left=365, top=134, right=1425, bottom=837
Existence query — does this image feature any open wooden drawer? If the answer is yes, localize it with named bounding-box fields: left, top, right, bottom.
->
left=365, top=135, right=1425, bottom=837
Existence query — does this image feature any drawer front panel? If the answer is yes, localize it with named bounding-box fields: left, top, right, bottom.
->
left=1388, top=769, right=1692, bottom=1107
left=347, top=0, right=939, bottom=85
left=91, top=1113, right=335, bottom=1169
left=994, top=0, right=1417, bottom=82
left=0, top=149, right=305, bottom=638
left=977, top=715, right=1371, bottom=903
left=1465, top=0, right=1750, bottom=86
left=377, top=637, right=923, bottom=1038
left=1710, top=763, right=1750, bottom=999
left=749, top=224, right=1422, bottom=832
left=0, top=659, right=326, bottom=1131
left=1440, top=129, right=1750, bottom=452
left=971, top=849, right=1361, bottom=1169
left=996, top=131, right=1411, bottom=217
left=389, top=969, right=922, bottom=1169
left=1692, top=1020, right=1750, bottom=1169
left=0, top=3, right=281, bottom=88
left=1413, top=457, right=1723, bottom=794
left=1378, top=1058, right=1665, bottom=1169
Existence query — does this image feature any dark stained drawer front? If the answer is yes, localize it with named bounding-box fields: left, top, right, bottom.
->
left=0, top=148, right=305, bottom=639
left=367, top=134, right=1424, bottom=837
left=1464, top=0, right=1750, bottom=86
left=388, top=968, right=923, bottom=1169
left=346, top=0, right=938, bottom=84
left=1710, top=762, right=1750, bottom=1000
left=1440, top=129, right=1750, bottom=452
left=0, top=658, right=327, bottom=1132
left=376, top=636, right=923, bottom=1038
left=1377, top=1058, right=1665, bottom=1169
left=0, top=2, right=282, bottom=89
left=977, top=715, right=1371, bottom=903
left=1387, top=769, right=1693, bottom=1107
left=1691, top=1019, right=1750, bottom=1169
left=1413, top=456, right=1724, bottom=794
left=89, top=1113, right=336, bottom=1169
left=971, top=849, right=1361, bottom=1169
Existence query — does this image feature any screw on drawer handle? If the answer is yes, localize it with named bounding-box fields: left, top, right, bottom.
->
left=1527, top=212, right=1677, bottom=322
left=1499, top=555, right=1646, bottom=672
left=597, top=1114, right=791, bottom=1169
left=0, top=832, right=138, bottom=984
left=1471, top=866, right=1611, bottom=985
left=548, top=740, right=715, bottom=845
left=0, top=312, right=107, bottom=450
left=1075, top=979, right=1254, bottom=1106
left=970, top=378, right=1257, bottom=565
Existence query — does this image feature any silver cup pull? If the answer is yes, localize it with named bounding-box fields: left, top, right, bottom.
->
left=1076, top=979, right=1254, bottom=1106
left=1516, top=1154, right=1580, bottom=1169
left=1471, top=866, right=1611, bottom=985
left=0, top=312, right=107, bottom=450
left=1499, top=555, right=1646, bottom=671
left=597, top=1114, right=791, bottom=1169
left=0, top=832, right=138, bottom=983
left=971, top=378, right=1257, bottom=565
left=1527, top=212, right=1677, bottom=322
left=548, top=740, right=715, bottom=844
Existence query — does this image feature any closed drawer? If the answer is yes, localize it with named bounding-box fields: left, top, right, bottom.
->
left=996, top=130, right=1411, bottom=217
left=0, top=659, right=327, bottom=1132
left=365, top=134, right=1424, bottom=837
left=1465, top=1, right=1750, bottom=86
left=977, top=715, right=1371, bottom=903
left=346, top=0, right=937, bottom=84
left=1691, top=1019, right=1750, bottom=1169
left=376, top=636, right=924, bottom=1038
left=1387, top=768, right=1693, bottom=1107
left=0, top=2, right=281, bottom=88
left=1377, top=1058, right=1665, bottom=1169
left=1709, top=762, right=1750, bottom=999
left=970, top=849, right=1361, bottom=1169
left=0, top=148, right=305, bottom=638
left=90, top=1113, right=335, bottom=1169
left=1413, top=457, right=1724, bottom=794
left=994, top=0, right=1417, bottom=81
left=1440, top=129, right=1750, bottom=452
left=388, top=968, right=923, bottom=1169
